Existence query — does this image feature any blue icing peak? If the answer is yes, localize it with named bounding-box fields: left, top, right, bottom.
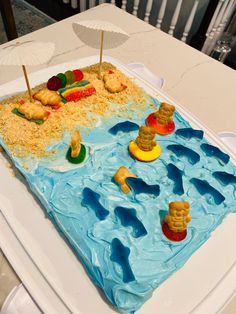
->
left=110, top=238, right=135, bottom=283
left=175, top=127, right=204, bottom=140
left=190, top=178, right=225, bottom=205
left=167, top=144, right=200, bottom=165
left=81, top=187, right=109, bottom=220
left=115, top=206, right=147, bottom=238
left=125, top=177, right=160, bottom=196
left=201, top=143, right=230, bottom=165
left=167, top=163, right=184, bottom=195
left=108, top=121, right=139, bottom=135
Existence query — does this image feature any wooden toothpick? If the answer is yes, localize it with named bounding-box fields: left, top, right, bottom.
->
left=98, top=30, right=104, bottom=80
left=22, top=65, right=33, bottom=102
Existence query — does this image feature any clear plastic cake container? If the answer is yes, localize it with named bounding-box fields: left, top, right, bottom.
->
left=0, top=56, right=236, bottom=314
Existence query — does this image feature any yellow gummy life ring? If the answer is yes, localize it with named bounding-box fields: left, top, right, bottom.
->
left=128, top=141, right=161, bottom=162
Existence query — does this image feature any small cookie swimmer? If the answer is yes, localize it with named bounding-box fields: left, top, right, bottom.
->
left=128, top=126, right=161, bottom=162
left=162, top=202, right=191, bottom=241
left=66, top=130, right=86, bottom=164
left=146, top=102, right=175, bottom=135
left=114, top=166, right=137, bottom=194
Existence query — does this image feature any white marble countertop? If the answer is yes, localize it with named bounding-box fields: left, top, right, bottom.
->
left=0, top=3, right=236, bottom=313
left=1, top=4, right=236, bottom=134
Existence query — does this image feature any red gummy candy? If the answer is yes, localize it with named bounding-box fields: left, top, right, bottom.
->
left=65, top=87, right=96, bottom=102
left=162, top=222, right=187, bottom=242
left=108, top=70, right=114, bottom=74
left=19, top=99, right=25, bottom=105
left=47, top=76, right=62, bottom=91
left=146, top=112, right=175, bottom=135
left=50, top=104, right=61, bottom=110
left=121, top=83, right=127, bottom=90
left=73, top=69, right=84, bottom=82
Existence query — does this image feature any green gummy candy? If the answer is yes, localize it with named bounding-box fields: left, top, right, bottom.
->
left=66, top=144, right=86, bottom=164
left=12, top=108, right=44, bottom=124
left=64, top=70, right=76, bottom=85
left=56, top=73, right=67, bottom=88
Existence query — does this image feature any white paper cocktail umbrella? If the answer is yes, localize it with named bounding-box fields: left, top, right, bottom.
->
left=72, top=20, right=129, bottom=78
left=0, top=41, right=55, bottom=101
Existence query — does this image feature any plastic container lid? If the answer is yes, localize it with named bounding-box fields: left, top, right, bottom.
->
left=128, top=63, right=164, bottom=89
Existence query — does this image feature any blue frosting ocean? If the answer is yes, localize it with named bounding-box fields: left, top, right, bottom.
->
left=1, top=97, right=236, bottom=313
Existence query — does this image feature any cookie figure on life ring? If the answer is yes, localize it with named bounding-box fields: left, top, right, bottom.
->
left=146, top=102, right=175, bottom=135
left=162, top=202, right=191, bottom=242
left=128, top=126, right=161, bottom=162
left=66, top=130, right=86, bottom=164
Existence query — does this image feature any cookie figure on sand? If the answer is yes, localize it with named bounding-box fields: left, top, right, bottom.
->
left=162, top=202, right=191, bottom=241
left=128, top=126, right=161, bottom=162
left=34, top=88, right=62, bottom=108
left=12, top=101, right=50, bottom=124
left=146, top=102, right=175, bottom=135
left=103, top=70, right=127, bottom=93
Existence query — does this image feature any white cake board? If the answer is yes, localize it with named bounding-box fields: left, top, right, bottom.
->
left=0, top=56, right=236, bottom=314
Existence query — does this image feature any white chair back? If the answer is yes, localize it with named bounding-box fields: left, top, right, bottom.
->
left=202, top=0, right=236, bottom=54
left=62, top=0, right=236, bottom=54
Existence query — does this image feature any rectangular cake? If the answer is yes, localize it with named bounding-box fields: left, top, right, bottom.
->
left=0, top=59, right=236, bottom=313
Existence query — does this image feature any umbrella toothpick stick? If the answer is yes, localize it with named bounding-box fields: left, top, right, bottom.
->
left=22, top=65, right=33, bottom=102
left=98, top=30, right=104, bottom=80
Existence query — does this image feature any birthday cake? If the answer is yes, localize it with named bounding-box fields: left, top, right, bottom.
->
left=0, top=62, right=236, bottom=313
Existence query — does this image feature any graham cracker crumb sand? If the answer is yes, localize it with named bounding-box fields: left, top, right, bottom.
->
left=0, top=62, right=149, bottom=158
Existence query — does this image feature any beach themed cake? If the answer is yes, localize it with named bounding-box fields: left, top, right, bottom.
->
left=0, top=62, right=236, bottom=313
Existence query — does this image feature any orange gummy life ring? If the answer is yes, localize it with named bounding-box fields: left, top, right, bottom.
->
left=146, top=112, right=175, bottom=135
left=162, top=222, right=187, bottom=241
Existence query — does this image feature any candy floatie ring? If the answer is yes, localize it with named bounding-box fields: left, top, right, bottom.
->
left=128, top=126, right=161, bottom=162
left=162, top=221, right=187, bottom=241
left=129, top=141, right=161, bottom=162
left=66, top=144, right=86, bottom=164
left=162, top=202, right=191, bottom=242
left=146, top=102, right=176, bottom=135
left=66, top=130, right=86, bottom=164
left=146, top=112, right=175, bottom=135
